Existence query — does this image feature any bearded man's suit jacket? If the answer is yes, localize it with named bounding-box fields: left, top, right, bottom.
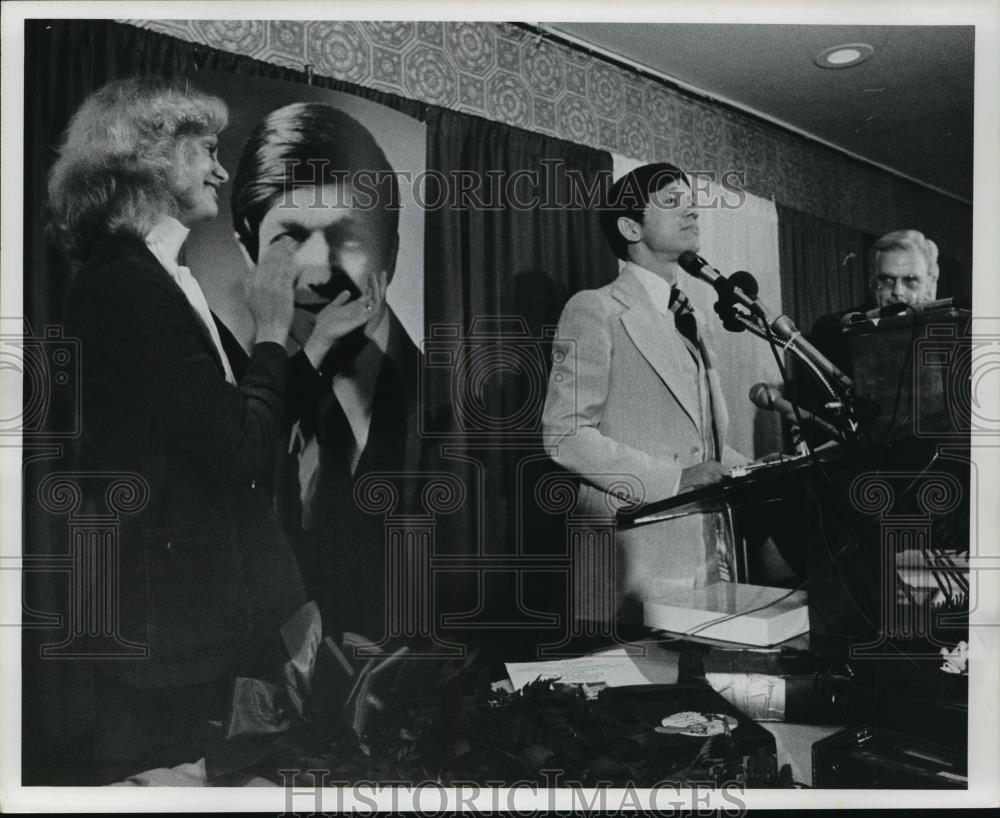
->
left=542, top=263, right=746, bottom=624
left=66, top=237, right=307, bottom=691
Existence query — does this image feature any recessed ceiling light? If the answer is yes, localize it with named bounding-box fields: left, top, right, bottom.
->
left=814, top=43, right=874, bottom=70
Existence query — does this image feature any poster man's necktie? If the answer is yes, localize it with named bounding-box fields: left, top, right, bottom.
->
left=305, top=391, right=357, bottom=529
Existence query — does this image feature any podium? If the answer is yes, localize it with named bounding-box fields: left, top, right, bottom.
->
left=613, top=301, right=971, bottom=761
left=616, top=433, right=969, bottom=650
left=617, top=444, right=844, bottom=584
left=842, top=305, right=971, bottom=444
left=616, top=302, right=972, bottom=640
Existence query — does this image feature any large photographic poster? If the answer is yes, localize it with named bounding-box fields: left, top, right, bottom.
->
left=182, top=70, right=425, bottom=347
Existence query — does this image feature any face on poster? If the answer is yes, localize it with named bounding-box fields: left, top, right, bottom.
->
left=182, top=70, right=426, bottom=348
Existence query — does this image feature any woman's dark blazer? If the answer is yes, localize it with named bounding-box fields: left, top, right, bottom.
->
left=65, top=236, right=307, bottom=689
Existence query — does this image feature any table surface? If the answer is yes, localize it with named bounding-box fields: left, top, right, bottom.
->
left=115, top=637, right=846, bottom=788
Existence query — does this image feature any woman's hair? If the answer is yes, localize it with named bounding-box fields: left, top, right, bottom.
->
left=47, top=77, right=228, bottom=259
left=600, top=162, right=690, bottom=261
left=231, top=102, right=399, bottom=264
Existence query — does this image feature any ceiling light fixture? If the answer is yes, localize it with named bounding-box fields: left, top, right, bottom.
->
left=814, top=43, right=875, bottom=70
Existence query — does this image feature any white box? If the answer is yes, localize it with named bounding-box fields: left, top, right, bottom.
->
left=643, top=582, right=809, bottom=647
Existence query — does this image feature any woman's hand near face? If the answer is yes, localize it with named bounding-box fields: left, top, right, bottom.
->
left=302, top=269, right=387, bottom=370
left=245, top=236, right=300, bottom=346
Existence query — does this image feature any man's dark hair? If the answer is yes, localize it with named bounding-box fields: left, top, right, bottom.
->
left=599, top=162, right=690, bottom=261
left=232, top=102, right=399, bottom=264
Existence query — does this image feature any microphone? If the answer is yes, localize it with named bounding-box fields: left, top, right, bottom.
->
left=678, top=251, right=854, bottom=397
left=841, top=295, right=973, bottom=326
left=730, top=270, right=759, bottom=299
left=749, top=383, right=841, bottom=440
left=677, top=250, right=723, bottom=286
left=677, top=252, right=760, bottom=312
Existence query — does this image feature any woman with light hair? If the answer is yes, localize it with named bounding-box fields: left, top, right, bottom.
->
left=868, top=228, right=940, bottom=307
left=49, top=78, right=227, bottom=258
left=47, top=77, right=334, bottom=781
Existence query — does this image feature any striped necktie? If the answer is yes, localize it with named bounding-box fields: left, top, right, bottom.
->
left=668, top=285, right=700, bottom=347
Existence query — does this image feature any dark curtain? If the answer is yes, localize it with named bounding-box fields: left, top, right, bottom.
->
left=776, top=202, right=877, bottom=334
left=23, top=19, right=616, bottom=775
left=774, top=202, right=879, bottom=439
left=890, top=178, right=973, bottom=300
left=422, top=109, right=617, bottom=655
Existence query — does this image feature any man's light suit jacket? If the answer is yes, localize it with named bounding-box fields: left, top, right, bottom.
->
left=542, top=262, right=746, bottom=624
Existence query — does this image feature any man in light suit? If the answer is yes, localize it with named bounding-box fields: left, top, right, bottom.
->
left=543, top=163, right=747, bottom=625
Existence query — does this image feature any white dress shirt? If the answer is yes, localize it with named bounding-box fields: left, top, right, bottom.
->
left=145, top=217, right=236, bottom=384
left=629, top=262, right=676, bottom=317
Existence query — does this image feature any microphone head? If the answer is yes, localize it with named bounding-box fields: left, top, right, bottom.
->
left=877, top=303, right=910, bottom=319
left=730, top=270, right=759, bottom=298
left=748, top=382, right=771, bottom=409
left=677, top=251, right=712, bottom=280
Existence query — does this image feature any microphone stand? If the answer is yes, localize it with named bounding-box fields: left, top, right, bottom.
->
left=709, top=283, right=863, bottom=447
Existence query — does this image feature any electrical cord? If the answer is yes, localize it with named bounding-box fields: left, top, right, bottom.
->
left=659, top=581, right=808, bottom=644
left=764, top=335, right=924, bottom=654
left=724, top=308, right=840, bottom=403
left=651, top=455, right=858, bottom=645
left=730, top=304, right=896, bottom=646
left=654, top=458, right=925, bottom=671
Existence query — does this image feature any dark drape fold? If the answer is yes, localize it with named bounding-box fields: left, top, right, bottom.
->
left=775, top=202, right=877, bottom=334
left=424, top=108, right=617, bottom=325
left=422, top=108, right=617, bottom=647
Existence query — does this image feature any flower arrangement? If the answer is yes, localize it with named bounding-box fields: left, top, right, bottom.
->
left=205, top=603, right=781, bottom=788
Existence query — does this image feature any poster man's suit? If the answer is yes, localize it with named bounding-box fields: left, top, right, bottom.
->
left=275, top=309, right=429, bottom=642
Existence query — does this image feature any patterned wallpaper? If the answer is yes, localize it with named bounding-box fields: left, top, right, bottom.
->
left=125, top=19, right=970, bottom=257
